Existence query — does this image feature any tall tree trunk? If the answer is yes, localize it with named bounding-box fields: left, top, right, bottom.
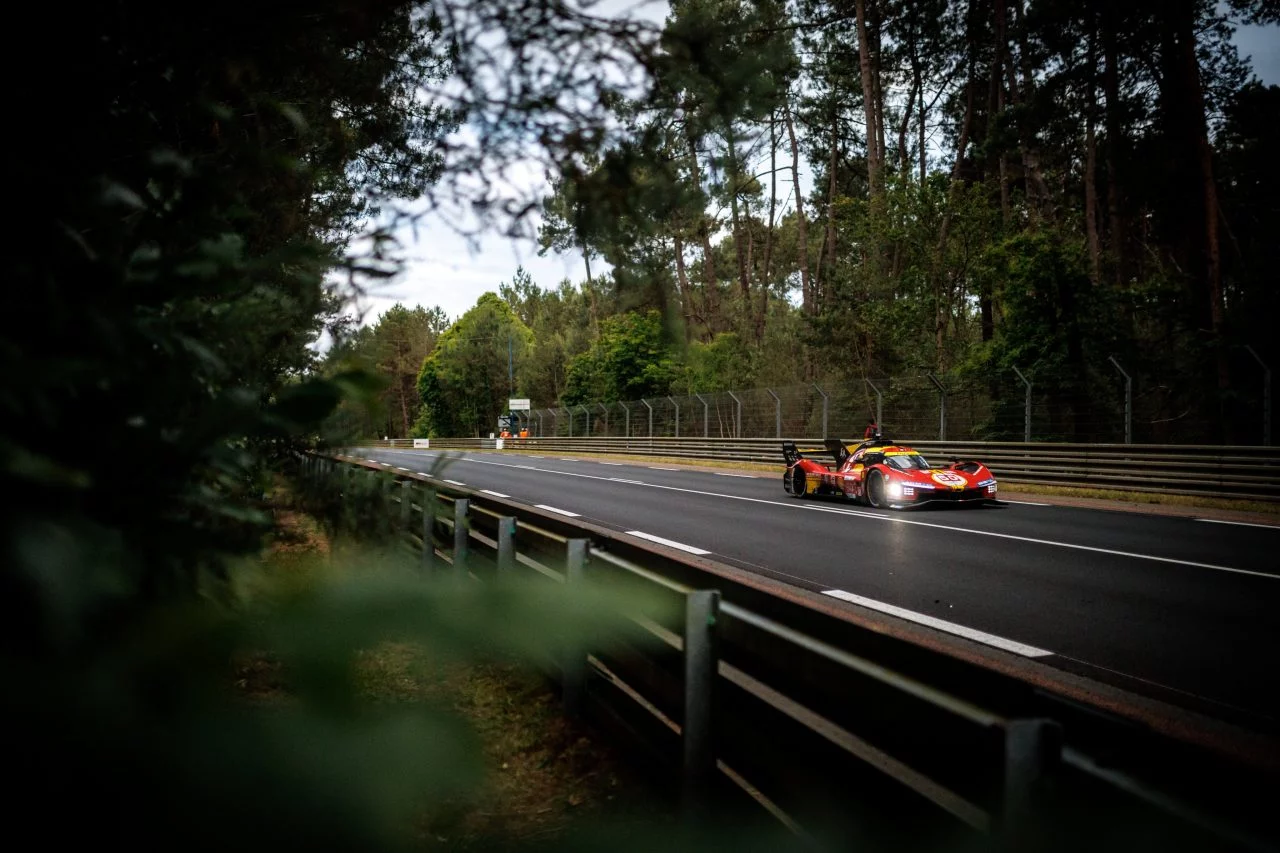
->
left=1102, top=2, right=1127, bottom=286
left=1084, top=8, right=1102, bottom=284
left=824, top=107, right=839, bottom=308
left=673, top=232, right=695, bottom=343
left=855, top=0, right=886, bottom=282
left=784, top=101, right=814, bottom=315
left=935, top=18, right=978, bottom=363
left=684, top=124, right=719, bottom=322
left=726, top=131, right=750, bottom=306
left=991, top=0, right=1011, bottom=228
left=1011, top=0, right=1054, bottom=223
left=1159, top=0, right=1230, bottom=440
left=759, top=112, right=777, bottom=342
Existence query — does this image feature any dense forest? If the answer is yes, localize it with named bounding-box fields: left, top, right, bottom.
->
left=3, top=0, right=1277, bottom=846
left=335, top=0, right=1280, bottom=445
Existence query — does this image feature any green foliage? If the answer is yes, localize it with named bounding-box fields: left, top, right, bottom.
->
left=563, top=311, right=679, bottom=404
left=415, top=294, right=534, bottom=436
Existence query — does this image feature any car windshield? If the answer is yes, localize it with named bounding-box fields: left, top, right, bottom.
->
left=885, top=453, right=930, bottom=471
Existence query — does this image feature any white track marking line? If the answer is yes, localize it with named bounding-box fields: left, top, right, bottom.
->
left=395, top=466, right=410, bottom=471
left=627, top=531, right=711, bottom=555
left=536, top=504, right=580, bottom=517
left=822, top=590, right=1052, bottom=658
left=599, top=462, right=624, bottom=465
left=481, top=489, right=510, bottom=498
left=649, top=466, right=680, bottom=471
left=417, top=471, right=432, bottom=476
left=799, top=504, right=1276, bottom=579
left=609, top=478, right=648, bottom=485
left=444, top=479, right=466, bottom=486
left=1194, top=518, right=1280, bottom=530
left=363, top=449, right=1276, bottom=579
left=716, top=472, right=755, bottom=478
left=560, top=457, right=580, bottom=462
left=998, top=499, right=1052, bottom=506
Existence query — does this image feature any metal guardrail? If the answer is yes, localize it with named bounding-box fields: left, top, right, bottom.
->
left=368, top=437, right=1280, bottom=502
left=305, top=452, right=1278, bottom=851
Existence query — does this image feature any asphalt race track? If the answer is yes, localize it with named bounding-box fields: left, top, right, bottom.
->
left=356, top=446, right=1280, bottom=729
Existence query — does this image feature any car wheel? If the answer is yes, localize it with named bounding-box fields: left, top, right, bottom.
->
left=865, top=470, right=887, bottom=509
left=788, top=466, right=808, bottom=499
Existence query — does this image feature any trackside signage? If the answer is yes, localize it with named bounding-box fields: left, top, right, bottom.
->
left=508, top=398, right=531, bottom=411
left=412, top=438, right=430, bottom=448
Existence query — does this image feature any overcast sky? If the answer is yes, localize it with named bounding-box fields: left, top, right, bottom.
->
left=345, top=6, right=1279, bottom=329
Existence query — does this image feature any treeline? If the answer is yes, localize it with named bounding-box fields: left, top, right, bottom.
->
left=350, top=0, right=1279, bottom=443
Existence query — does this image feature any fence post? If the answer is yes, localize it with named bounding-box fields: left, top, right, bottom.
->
left=453, top=498, right=469, bottom=574
left=1108, top=356, right=1132, bottom=444
left=576, top=403, right=589, bottom=437
left=1012, top=366, right=1033, bottom=443
left=812, top=383, right=830, bottom=439
left=767, top=389, right=781, bottom=438
left=420, top=488, right=436, bottom=575
left=926, top=373, right=947, bottom=441
left=495, top=516, right=516, bottom=573
left=727, top=391, right=742, bottom=438
left=549, top=408, right=557, bottom=437
left=568, top=406, right=574, bottom=438
left=536, top=410, right=544, bottom=437
left=642, top=398, right=654, bottom=438
left=561, top=539, right=588, bottom=717
left=599, top=402, right=609, bottom=436
left=1244, top=345, right=1271, bottom=446
left=621, top=401, right=631, bottom=439
left=695, top=393, right=709, bottom=438
left=400, top=480, right=412, bottom=529
left=682, top=589, right=721, bottom=822
left=999, top=718, right=1062, bottom=851
left=668, top=396, right=680, bottom=437
left=865, top=379, right=883, bottom=431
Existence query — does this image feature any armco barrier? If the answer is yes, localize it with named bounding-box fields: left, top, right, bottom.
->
left=305, top=452, right=1278, bottom=851
left=368, top=437, right=1280, bottom=501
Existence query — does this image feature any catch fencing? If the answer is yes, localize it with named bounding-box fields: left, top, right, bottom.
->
left=514, top=363, right=1274, bottom=447
left=303, top=452, right=1277, bottom=852
left=369, top=437, right=1280, bottom=502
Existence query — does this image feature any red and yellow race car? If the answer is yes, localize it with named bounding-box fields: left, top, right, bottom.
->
left=781, top=436, right=998, bottom=509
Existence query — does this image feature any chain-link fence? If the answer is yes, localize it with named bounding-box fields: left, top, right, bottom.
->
left=517, top=361, right=1274, bottom=445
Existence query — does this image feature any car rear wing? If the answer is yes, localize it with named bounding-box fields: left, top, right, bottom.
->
left=782, top=441, right=802, bottom=465
left=823, top=438, right=851, bottom=469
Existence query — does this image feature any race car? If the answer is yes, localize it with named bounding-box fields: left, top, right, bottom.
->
left=781, top=436, right=998, bottom=509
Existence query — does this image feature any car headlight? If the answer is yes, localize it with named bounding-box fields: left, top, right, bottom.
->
left=888, top=482, right=903, bottom=498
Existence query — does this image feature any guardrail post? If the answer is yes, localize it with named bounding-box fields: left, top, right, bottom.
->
left=682, top=589, right=721, bottom=822
left=420, top=488, right=436, bottom=575
left=766, top=389, right=781, bottom=438
left=926, top=373, right=947, bottom=441
left=642, top=398, right=654, bottom=438
left=999, top=718, right=1062, bottom=851
left=561, top=538, right=588, bottom=718
left=495, top=516, right=516, bottom=573
left=668, top=396, right=680, bottom=437
left=1244, top=345, right=1271, bottom=446
left=1012, top=367, right=1033, bottom=442
left=1108, top=356, right=1132, bottom=444
left=453, top=498, right=469, bottom=574
left=727, top=391, right=742, bottom=438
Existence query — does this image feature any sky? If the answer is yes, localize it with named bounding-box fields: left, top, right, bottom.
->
left=345, top=4, right=1279, bottom=330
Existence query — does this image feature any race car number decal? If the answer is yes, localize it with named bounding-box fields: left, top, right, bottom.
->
left=930, top=470, right=967, bottom=487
